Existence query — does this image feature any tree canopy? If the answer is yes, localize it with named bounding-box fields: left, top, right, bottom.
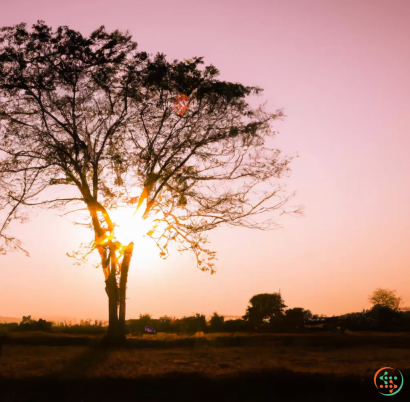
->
left=369, top=288, right=402, bottom=310
left=243, top=293, right=287, bottom=326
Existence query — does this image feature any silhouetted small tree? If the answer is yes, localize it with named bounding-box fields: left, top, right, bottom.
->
left=209, top=312, right=225, bottom=332
left=178, top=314, right=206, bottom=334
left=18, top=316, right=52, bottom=332
left=157, top=316, right=175, bottom=332
left=20, top=315, right=32, bottom=325
left=284, top=308, right=305, bottom=330
left=301, top=309, right=313, bottom=321
left=369, top=288, right=402, bottom=310
left=243, top=293, right=287, bottom=329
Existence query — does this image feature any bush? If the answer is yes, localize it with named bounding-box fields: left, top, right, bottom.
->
left=369, top=304, right=402, bottom=331
left=284, top=308, right=305, bottom=330
left=17, top=317, right=53, bottom=332
left=0, top=322, right=19, bottom=334
left=209, top=312, right=225, bottom=332
left=177, top=314, right=207, bottom=334
left=157, top=316, right=175, bottom=332
left=126, top=314, right=159, bottom=335
left=223, top=319, right=248, bottom=333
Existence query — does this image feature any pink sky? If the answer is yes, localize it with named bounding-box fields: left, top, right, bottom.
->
left=1, top=0, right=409, bottom=321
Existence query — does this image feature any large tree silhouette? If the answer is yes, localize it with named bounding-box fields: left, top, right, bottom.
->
left=0, top=22, right=300, bottom=341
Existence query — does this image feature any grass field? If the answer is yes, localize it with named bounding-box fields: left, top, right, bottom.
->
left=1, top=331, right=410, bottom=401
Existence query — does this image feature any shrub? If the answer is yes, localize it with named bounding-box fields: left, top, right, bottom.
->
left=224, top=319, right=248, bottom=332
left=0, top=322, right=19, bottom=334
left=155, top=316, right=183, bottom=333
left=284, top=308, right=305, bottom=330
left=126, top=314, right=159, bottom=335
left=209, top=312, right=225, bottom=332
left=369, top=304, right=402, bottom=331
left=177, top=314, right=207, bottom=334
left=17, top=317, right=52, bottom=332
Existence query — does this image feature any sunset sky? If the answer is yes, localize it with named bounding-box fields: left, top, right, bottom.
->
left=1, top=0, right=409, bottom=321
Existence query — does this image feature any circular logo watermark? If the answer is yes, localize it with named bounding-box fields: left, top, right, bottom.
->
left=374, top=367, right=404, bottom=396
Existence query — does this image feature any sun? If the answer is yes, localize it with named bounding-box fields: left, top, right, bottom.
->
left=109, top=200, right=153, bottom=246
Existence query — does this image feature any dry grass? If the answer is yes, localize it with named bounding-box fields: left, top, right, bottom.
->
left=1, top=332, right=410, bottom=380
left=8, top=331, right=103, bottom=339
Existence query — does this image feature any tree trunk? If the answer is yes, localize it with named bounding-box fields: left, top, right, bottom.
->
left=118, top=243, right=134, bottom=339
left=105, top=270, right=119, bottom=340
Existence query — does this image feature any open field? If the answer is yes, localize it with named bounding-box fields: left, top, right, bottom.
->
left=1, top=332, right=410, bottom=401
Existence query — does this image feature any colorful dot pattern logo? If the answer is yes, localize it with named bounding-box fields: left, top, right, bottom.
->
left=374, top=367, right=404, bottom=396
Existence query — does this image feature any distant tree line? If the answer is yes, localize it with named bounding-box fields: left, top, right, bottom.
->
left=0, top=315, right=106, bottom=334
left=1, top=288, right=408, bottom=335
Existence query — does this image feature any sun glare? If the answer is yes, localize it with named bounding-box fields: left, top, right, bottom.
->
left=109, top=200, right=153, bottom=246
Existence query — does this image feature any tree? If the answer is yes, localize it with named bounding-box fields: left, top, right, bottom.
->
left=0, top=22, right=300, bottom=342
left=369, top=305, right=401, bottom=331
left=209, top=312, right=225, bottom=332
left=178, top=313, right=206, bottom=334
left=137, top=313, right=153, bottom=331
left=284, top=308, right=312, bottom=330
left=18, top=316, right=52, bottom=331
left=20, top=315, right=32, bottom=324
left=243, top=293, right=287, bottom=328
left=301, top=309, right=313, bottom=321
left=369, top=288, right=402, bottom=310
left=157, top=315, right=175, bottom=332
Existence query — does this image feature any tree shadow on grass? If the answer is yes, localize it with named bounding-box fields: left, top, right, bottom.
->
left=56, top=346, right=112, bottom=380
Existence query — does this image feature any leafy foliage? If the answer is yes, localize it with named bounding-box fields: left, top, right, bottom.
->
left=126, top=313, right=207, bottom=335
left=209, top=312, right=225, bottom=332
left=368, top=288, right=402, bottom=310
left=284, top=308, right=310, bottom=329
left=243, top=293, right=287, bottom=328
left=17, top=316, right=52, bottom=332
left=223, top=319, right=248, bottom=333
